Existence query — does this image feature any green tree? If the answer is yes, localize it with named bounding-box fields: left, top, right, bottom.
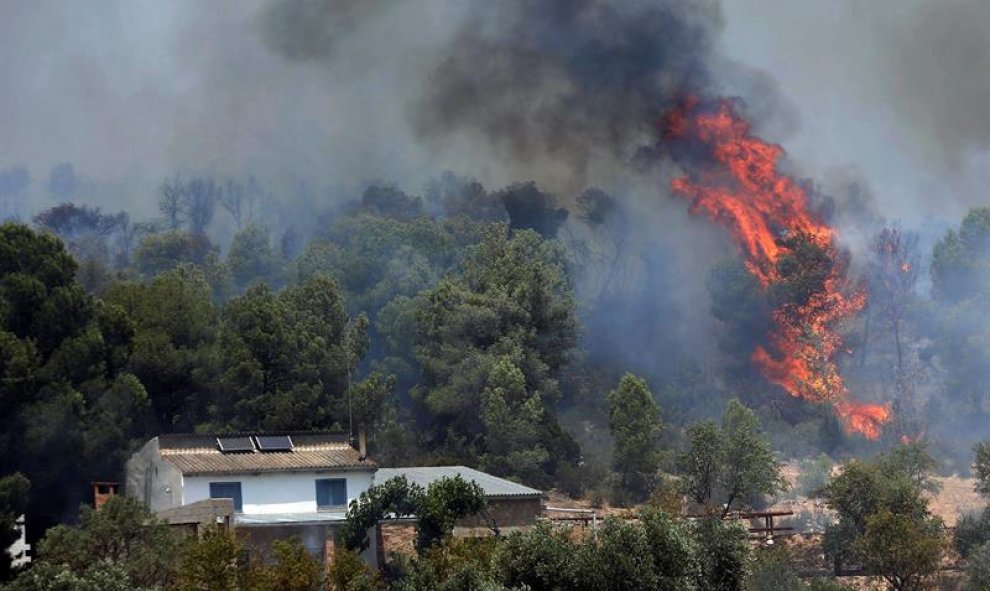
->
left=681, top=420, right=723, bottom=509
left=679, top=400, right=786, bottom=517
left=856, top=509, right=943, bottom=591
left=0, top=223, right=141, bottom=524
left=606, top=374, right=661, bottom=501
left=975, top=441, right=990, bottom=497
left=340, top=476, right=424, bottom=552
left=1, top=562, right=136, bottom=591
left=573, top=518, right=659, bottom=591
left=822, top=457, right=935, bottom=575
left=706, top=260, right=771, bottom=360
left=415, top=476, right=487, bottom=553
left=176, top=525, right=245, bottom=591
left=19, top=496, right=180, bottom=589
left=227, top=225, right=281, bottom=292
left=103, top=265, right=218, bottom=431
left=967, top=542, right=990, bottom=591
left=214, top=276, right=371, bottom=431
left=745, top=546, right=803, bottom=591
left=953, top=443, right=990, bottom=558
left=876, top=441, right=941, bottom=495
left=954, top=508, right=990, bottom=559
left=328, top=547, right=380, bottom=591
left=248, top=538, right=326, bottom=591
left=340, top=475, right=486, bottom=554
left=693, top=517, right=750, bottom=591
left=925, top=209, right=990, bottom=444
left=931, top=207, right=990, bottom=303
left=719, top=400, right=787, bottom=517
left=414, top=225, right=578, bottom=484
left=639, top=508, right=698, bottom=591
left=494, top=522, right=576, bottom=591
left=133, top=230, right=215, bottom=277
left=478, top=359, right=550, bottom=484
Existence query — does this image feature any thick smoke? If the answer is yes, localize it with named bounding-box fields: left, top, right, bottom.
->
left=4, top=0, right=990, bottom=451
left=410, top=0, right=722, bottom=190
left=718, top=0, right=990, bottom=221
left=883, top=0, right=990, bottom=167
left=259, top=0, right=397, bottom=62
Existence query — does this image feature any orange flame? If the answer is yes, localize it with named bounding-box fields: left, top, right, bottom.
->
left=662, top=97, right=890, bottom=439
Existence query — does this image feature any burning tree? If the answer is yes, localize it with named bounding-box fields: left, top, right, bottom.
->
left=661, top=97, right=889, bottom=439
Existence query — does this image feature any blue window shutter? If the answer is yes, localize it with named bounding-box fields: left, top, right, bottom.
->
left=316, top=479, right=347, bottom=508
left=316, top=480, right=330, bottom=508
left=209, top=482, right=243, bottom=512
left=330, top=479, right=347, bottom=506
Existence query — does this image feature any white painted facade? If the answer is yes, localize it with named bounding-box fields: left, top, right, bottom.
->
left=8, top=514, right=30, bottom=568
left=183, top=470, right=374, bottom=515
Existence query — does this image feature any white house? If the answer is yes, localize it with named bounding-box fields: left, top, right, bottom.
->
left=125, top=432, right=377, bottom=562
left=125, top=431, right=547, bottom=566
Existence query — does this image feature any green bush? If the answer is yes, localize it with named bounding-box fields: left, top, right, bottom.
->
left=967, top=542, right=990, bottom=591
left=956, top=508, right=990, bottom=558
left=745, top=546, right=802, bottom=591
left=494, top=523, right=575, bottom=591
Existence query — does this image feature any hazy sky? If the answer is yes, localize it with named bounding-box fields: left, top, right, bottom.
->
left=1, top=0, right=987, bottom=224
left=720, top=0, right=990, bottom=224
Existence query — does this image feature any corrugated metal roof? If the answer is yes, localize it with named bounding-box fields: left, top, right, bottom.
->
left=375, top=466, right=542, bottom=499
left=157, top=432, right=374, bottom=475
left=158, top=432, right=350, bottom=450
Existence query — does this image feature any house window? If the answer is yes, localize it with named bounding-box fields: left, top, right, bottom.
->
left=315, top=478, right=347, bottom=510
left=209, top=482, right=243, bottom=513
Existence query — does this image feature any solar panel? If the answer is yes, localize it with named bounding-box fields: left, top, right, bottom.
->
left=217, top=436, right=255, bottom=453
left=255, top=435, right=294, bottom=452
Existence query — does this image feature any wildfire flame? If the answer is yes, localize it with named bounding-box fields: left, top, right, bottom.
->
left=661, top=97, right=890, bottom=439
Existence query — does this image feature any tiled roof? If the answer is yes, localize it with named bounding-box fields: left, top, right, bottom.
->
left=157, top=432, right=375, bottom=476
left=375, top=466, right=542, bottom=499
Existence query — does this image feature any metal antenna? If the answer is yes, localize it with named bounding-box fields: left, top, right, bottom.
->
left=346, top=316, right=354, bottom=441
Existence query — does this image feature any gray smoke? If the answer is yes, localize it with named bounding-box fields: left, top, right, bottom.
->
left=718, top=0, right=990, bottom=222
left=258, top=0, right=397, bottom=62
left=409, top=0, right=723, bottom=191
left=883, top=0, right=990, bottom=167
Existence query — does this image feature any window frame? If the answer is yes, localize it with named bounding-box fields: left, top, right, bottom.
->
left=315, top=478, right=348, bottom=511
left=208, top=481, right=243, bottom=513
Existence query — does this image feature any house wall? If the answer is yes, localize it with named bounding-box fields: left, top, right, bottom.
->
left=124, top=438, right=184, bottom=512
left=183, top=470, right=374, bottom=514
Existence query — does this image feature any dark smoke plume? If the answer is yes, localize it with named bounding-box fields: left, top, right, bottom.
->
left=413, top=0, right=723, bottom=184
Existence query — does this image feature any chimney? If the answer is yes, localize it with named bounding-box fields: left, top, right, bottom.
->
left=357, top=429, right=368, bottom=461
left=92, top=482, right=119, bottom=510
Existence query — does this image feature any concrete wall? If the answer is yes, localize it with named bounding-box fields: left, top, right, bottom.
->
left=124, top=438, right=183, bottom=512
left=158, top=498, right=235, bottom=535
left=183, top=470, right=374, bottom=514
